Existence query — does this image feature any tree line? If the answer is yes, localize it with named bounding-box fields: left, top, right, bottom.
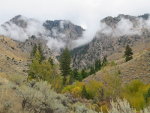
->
left=28, top=43, right=133, bottom=87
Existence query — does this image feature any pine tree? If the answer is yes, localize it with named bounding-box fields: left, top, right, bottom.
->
left=124, top=45, right=133, bottom=62
left=38, top=44, right=45, bottom=62
left=60, top=48, right=71, bottom=85
left=31, top=44, right=37, bottom=57
left=81, top=69, right=87, bottom=79
left=72, top=68, right=79, bottom=80
left=102, top=56, right=107, bottom=66
left=69, top=71, right=74, bottom=84
left=89, top=67, right=95, bottom=75
left=95, top=59, right=102, bottom=72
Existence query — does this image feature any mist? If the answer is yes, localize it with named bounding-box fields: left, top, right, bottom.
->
left=0, top=14, right=150, bottom=52
left=0, top=16, right=47, bottom=41
left=95, top=16, right=150, bottom=39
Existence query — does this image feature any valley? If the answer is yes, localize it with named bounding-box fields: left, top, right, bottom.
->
left=0, top=13, right=150, bottom=113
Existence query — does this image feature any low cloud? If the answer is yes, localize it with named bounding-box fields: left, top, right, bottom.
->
left=95, top=16, right=150, bottom=39
left=1, top=14, right=150, bottom=51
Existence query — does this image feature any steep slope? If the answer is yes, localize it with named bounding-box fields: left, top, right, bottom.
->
left=72, top=14, right=150, bottom=69
left=0, top=15, right=84, bottom=50
left=43, top=20, right=84, bottom=40
left=84, top=48, right=150, bottom=84
left=0, top=35, right=28, bottom=76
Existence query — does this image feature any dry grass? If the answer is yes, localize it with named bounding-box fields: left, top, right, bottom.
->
left=0, top=36, right=28, bottom=76
left=84, top=47, right=150, bottom=84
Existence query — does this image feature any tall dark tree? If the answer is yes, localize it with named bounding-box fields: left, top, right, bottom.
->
left=81, top=69, right=87, bottom=79
left=38, top=44, right=45, bottom=62
left=31, top=44, right=37, bottom=57
left=102, top=56, right=107, bottom=66
left=124, top=45, right=133, bottom=62
left=72, top=69, right=79, bottom=79
left=89, top=67, right=95, bottom=75
left=60, top=48, right=71, bottom=85
left=71, top=68, right=83, bottom=81
left=95, top=59, right=102, bottom=72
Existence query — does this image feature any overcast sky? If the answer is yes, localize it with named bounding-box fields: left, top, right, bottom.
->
left=0, top=0, right=150, bottom=28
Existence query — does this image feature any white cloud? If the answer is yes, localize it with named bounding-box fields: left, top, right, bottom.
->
left=47, top=37, right=65, bottom=51
left=0, top=0, right=150, bottom=50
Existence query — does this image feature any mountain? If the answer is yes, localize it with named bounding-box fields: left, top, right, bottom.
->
left=84, top=48, right=150, bottom=84
left=43, top=20, right=84, bottom=40
left=72, top=14, right=150, bottom=69
left=0, top=15, right=84, bottom=51
left=1, top=14, right=150, bottom=69
left=0, top=14, right=150, bottom=113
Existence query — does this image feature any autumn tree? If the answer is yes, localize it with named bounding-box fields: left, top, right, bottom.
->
left=28, top=45, right=52, bottom=81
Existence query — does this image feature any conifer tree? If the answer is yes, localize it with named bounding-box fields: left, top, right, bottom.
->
left=31, top=44, right=37, bottom=57
left=102, top=56, right=107, bottom=66
left=95, top=59, right=102, bottom=72
left=81, top=69, right=87, bottom=78
left=60, top=47, right=71, bottom=85
left=38, top=44, right=45, bottom=62
left=124, top=45, right=133, bottom=62
left=89, top=67, right=95, bottom=75
left=72, top=68, right=79, bottom=80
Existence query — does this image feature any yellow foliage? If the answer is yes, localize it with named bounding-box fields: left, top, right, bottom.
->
left=122, top=80, right=150, bottom=110
left=62, top=80, right=104, bottom=99
left=62, top=82, right=85, bottom=97
left=86, top=80, right=103, bottom=99
left=100, top=105, right=108, bottom=113
left=71, top=86, right=82, bottom=97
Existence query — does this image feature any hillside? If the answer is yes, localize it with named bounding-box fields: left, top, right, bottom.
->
left=0, top=36, right=97, bottom=113
left=72, top=14, right=150, bottom=69
left=0, top=14, right=150, bottom=113
left=84, top=48, right=150, bottom=84
left=0, top=35, right=28, bottom=76
left=0, top=15, right=84, bottom=50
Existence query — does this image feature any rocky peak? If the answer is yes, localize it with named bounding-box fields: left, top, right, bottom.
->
left=18, top=35, right=52, bottom=57
left=101, top=14, right=138, bottom=28
left=9, top=15, right=28, bottom=28
left=72, top=14, right=150, bottom=69
left=101, top=16, right=120, bottom=28
left=138, top=13, right=150, bottom=20
left=43, top=20, right=84, bottom=39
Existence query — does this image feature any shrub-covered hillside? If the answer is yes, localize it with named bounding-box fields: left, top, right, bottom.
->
left=0, top=35, right=150, bottom=113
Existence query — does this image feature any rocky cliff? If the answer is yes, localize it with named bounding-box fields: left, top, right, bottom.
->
left=72, top=14, right=150, bottom=69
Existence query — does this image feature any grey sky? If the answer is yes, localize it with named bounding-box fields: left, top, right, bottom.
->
left=0, top=0, right=150, bottom=28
